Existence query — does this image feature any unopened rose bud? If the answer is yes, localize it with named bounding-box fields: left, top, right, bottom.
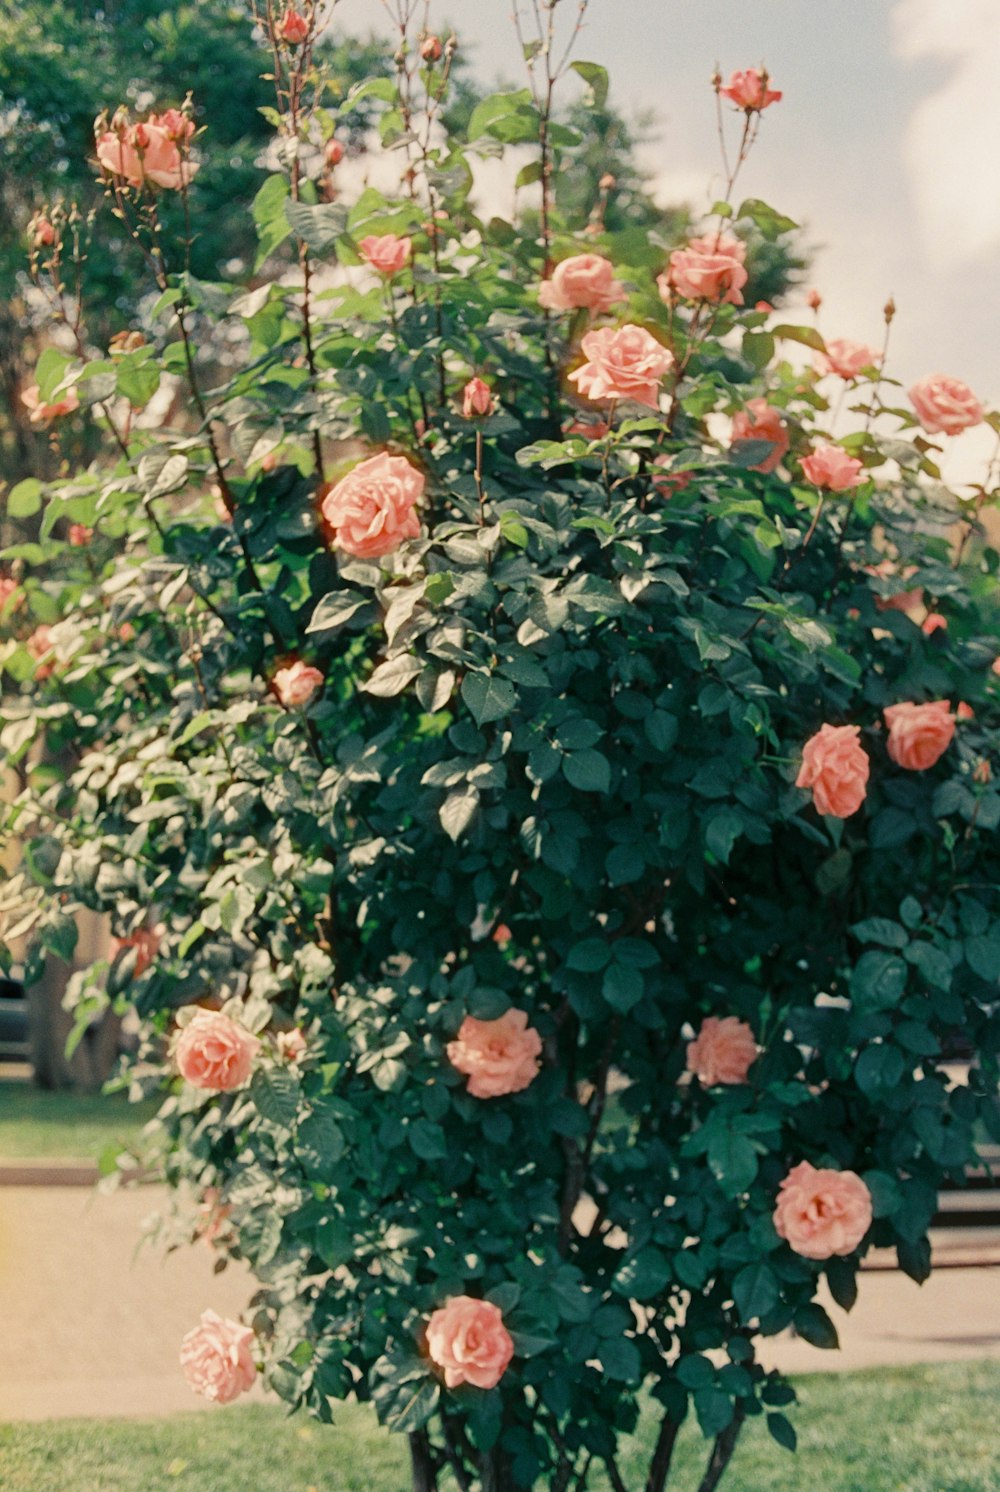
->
left=462, top=377, right=493, bottom=419
left=109, top=330, right=146, bottom=356
left=711, top=68, right=723, bottom=91
left=974, top=758, right=992, bottom=785
left=421, top=34, right=443, bottom=62
left=324, top=138, right=344, bottom=167
left=31, top=216, right=56, bottom=249
left=260, top=452, right=278, bottom=472
left=68, top=524, right=94, bottom=547
left=118, top=622, right=136, bottom=642
left=755, top=299, right=774, bottom=314
left=598, top=173, right=616, bottom=192
left=806, top=288, right=822, bottom=311
left=884, top=295, right=896, bottom=324
left=278, top=7, right=309, bottom=44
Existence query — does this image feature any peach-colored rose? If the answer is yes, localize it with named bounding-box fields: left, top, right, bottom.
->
left=491, top=922, right=512, bottom=947
left=799, top=442, right=864, bottom=491
left=320, top=451, right=424, bottom=559
left=325, top=138, right=344, bottom=167
left=921, top=612, right=947, bottom=635
left=909, top=374, right=983, bottom=436
left=174, top=1009, right=260, bottom=1091
left=96, top=117, right=198, bottom=191
left=773, top=1160, right=872, bottom=1260
left=796, top=723, right=870, bottom=818
left=686, top=1016, right=758, bottom=1086
left=730, top=398, right=789, bottom=473
left=719, top=68, right=782, bottom=111
left=568, top=324, right=673, bottom=409
left=196, top=1188, right=232, bottom=1248
left=865, top=560, right=923, bottom=617
left=425, top=1296, right=514, bottom=1389
left=660, top=234, right=748, bottom=307
left=806, top=287, right=822, bottom=311
left=110, top=924, right=162, bottom=977
left=420, top=34, right=443, bottom=62
left=68, top=524, right=94, bottom=547
left=462, top=377, right=493, bottom=418
left=180, top=1310, right=256, bottom=1403
left=118, top=621, right=136, bottom=642
left=446, top=1009, right=542, bottom=1099
left=538, top=253, right=625, bottom=314
left=275, top=1028, right=307, bottom=1063
left=272, top=659, right=323, bottom=708
left=358, top=233, right=412, bottom=277
left=0, top=577, right=20, bottom=612
left=814, top=339, right=880, bottom=380
left=278, top=7, right=309, bottom=43
left=564, top=417, right=612, bottom=439
left=883, top=700, right=955, bottom=771
left=651, top=458, right=693, bottom=498
left=27, top=624, right=57, bottom=679
left=21, top=384, right=79, bottom=425
left=31, top=215, right=56, bottom=249
left=957, top=701, right=975, bottom=721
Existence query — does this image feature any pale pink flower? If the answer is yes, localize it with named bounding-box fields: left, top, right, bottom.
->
left=957, top=701, right=975, bottom=721
left=799, top=442, right=864, bottom=491
left=866, top=560, right=923, bottom=617
left=908, top=374, right=984, bottom=436
left=796, top=723, right=870, bottom=818
left=320, top=452, right=424, bottom=559
left=96, top=115, right=199, bottom=191
left=68, top=524, right=94, bottom=547
left=491, top=923, right=512, bottom=947
left=425, top=1296, right=514, bottom=1389
left=174, top=1009, right=259, bottom=1092
left=180, top=1310, right=256, bottom=1403
left=27, top=625, right=57, bottom=680
left=686, top=1016, right=758, bottom=1086
left=719, top=68, right=782, bottom=111
left=277, top=7, right=309, bottom=43
left=0, top=577, right=20, bottom=612
left=814, top=339, right=880, bottom=380
left=110, top=924, right=163, bottom=977
left=21, top=384, right=79, bottom=425
left=884, top=701, right=955, bottom=771
left=272, top=659, right=323, bottom=708
left=773, top=1161, right=872, bottom=1260
left=568, top=324, right=673, bottom=409
left=660, top=234, right=748, bottom=307
left=538, top=253, right=625, bottom=314
left=462, top=377, right=493, bottom=418
left=446, top=1009, right=542, bottom=1098
left=921, top=612, right=947, bottom=636
left=730, top=398, right=789, bottom=473
left=358, top=234, right=412, bottom=277
left=325, top=138, right=344, bottom=167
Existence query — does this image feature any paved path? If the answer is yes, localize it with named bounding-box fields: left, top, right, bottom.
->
left=1, top=1185, right=999, bottom=1421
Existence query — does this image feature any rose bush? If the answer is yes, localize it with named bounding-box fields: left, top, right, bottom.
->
left=2, top=2, right=1000, bottom=1490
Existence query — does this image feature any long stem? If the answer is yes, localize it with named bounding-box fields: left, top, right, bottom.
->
left=644, top=1413, right=681, bottom=1492
left=695, top=1403, right=746, bottom=1492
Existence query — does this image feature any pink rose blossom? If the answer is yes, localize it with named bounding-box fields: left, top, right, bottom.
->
left=425, top=1296, right=514, bottom=1389
left=957, top=701, right=975, bottom=721
left=272, top=659, right=323, bottom=708
left=730, top=398, right=789, bottom=473
left=651, top=459, right=693, bottom=498
left=686, top=1016, right=758, bottom=1086
left=796, top=724, right=870, bottom=819
left=174, top=1009, right=260, bottom=1092
left=719, top=68, right=782, bottom=112
left=462, top=377, right=493, bottom=418
left=921, top=612, right=947, bottom=635
left=358, top=234, right=412, bottom=277
left=491, top=922, right=512, bottom=947
left=277, top=7, right=309, bottom=43
left=883, top=700, right=955, bottom=771
left=568, top=324, right=673, bottom=409
left=538, top=253, right=625, bottom=315
left=325, top=138, right=344, bottom=167
left=110, top=924, right=163, bottom=977
left=68, top=524, right=94, bottom=547
left=446, top=1009, right=542, bottom=1099
left=800, top=442, right=864, bottom=491
left=814, top=339, right=880, bottom=380
left=0, top=577, right=20, bottom=612
left=21, top=384, right=79, bottom=425
left=27, top=625, right=57, bottom=680
left=96, top=115, right=199, bottom=191
left=276, top=1028, right=307, bottom=1063
left=908, top=374, right=983, bottom=436
left=180, top=1310, right=256, bottom=1403
left=660, top=234, right=748, bottom=307
left=31, top=215, right=56, bottom=249
left=865, top=560, right=923, bottom=617
left=320, top=452, right=424, bottom=559
left=773, top=1160, right=872, bottom=1260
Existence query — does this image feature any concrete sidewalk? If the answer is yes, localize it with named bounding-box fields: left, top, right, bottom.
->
left=1, top=1184, right=999, bottom=1421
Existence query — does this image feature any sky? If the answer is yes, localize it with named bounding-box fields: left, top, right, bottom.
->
left=331, top=0, right=1000, bottom=484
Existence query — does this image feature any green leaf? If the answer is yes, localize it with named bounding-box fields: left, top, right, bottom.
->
left=771, top=322, right=827, bottom=353
left=363, top=655, right=422, bottom=697
left=851, top=918, right=908, bottom=949
left=285, top=198, right=349, bottom=257
left=736, top=198, right=799, bottom=240
left=850, top=951, right=908, bottom=1010
left=7, top=479, right=42, bottom=518
left=409, top=1118, right=447, bottom=1161
left=855, top=1042, right=905, bottom=1096
left=793, top=1303, right=839, bottom=1350
left=461, top=673, right=516, bottom=726
left=566, top=939, right=611, bottom=972
left=707, top=1128, right=758, bottom=1196
left=440, top=789, right=479, bottom=841
left=115, top=352, right=160, bottom=409
left=35, top=346, right=74, bottom=401
left=252, top=174, right=291, bottom=269
left=767, top=1412, right=797, bottom=1452
left=563, top=749, right=611, bottom=794
left=695, top=1387, right=735, bottom=1438
left=467, top=89, right=537, bottom=142
left=250, top=1067, right=301, bottom=1129
left=570, top=61, right=609, bottom=108
left=599, top=1336, right=641, bottom=1382
left=705, top=808, right=743, bottom=865
left=612, top=1248, right=671, bottom=1300
left=825, top=1256, right=858, bottom=1313
left=732, top=1261, right=779, bottom=1322
left=601, top=961, right=644, bottom=1012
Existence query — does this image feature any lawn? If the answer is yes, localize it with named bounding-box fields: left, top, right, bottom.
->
left=1, top=1359, right=997, bottom=1491
left=0, top=1079, right=158, bottom=1161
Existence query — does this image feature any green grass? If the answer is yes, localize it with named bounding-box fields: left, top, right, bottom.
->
left=0, top=1080, right=158, bottom=1160
left=1, top=1360, right=997, bottom=1491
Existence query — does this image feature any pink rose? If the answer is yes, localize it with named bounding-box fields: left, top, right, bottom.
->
left=660, top=234, right=748, bottom=307
left=773, top=1160, right=872, bottom=1260
left=180, top=1310, right=256, bottom=1403
left=796, top=723, right=870, bottom=819
left=277, top=7, right=309, bottom=43
left=883, top=700, right=955, bottom=771
left=31, top=215, right=56, bottom=249
left=68, top=524, right=94, bottom=547
left=651, top=458, right=693, bottom=498
left=957, top=701, right=975, bottom=721
left=908, top=374, right=983, bottom=436
left=719, top=68, right=782, bottom=111
left=799, top=442, right=864, bottom=491
left=462, top=377, right=493, bottom=418
left=325, top=138, right=344, bottom=167
left=865, top=560, right=923, bottom=617
left=27, top=624, right=57, bottom=680
left=0, top=576, right=20, bottom=612
left=568, top=324, right=674, bottom=410
left=320, top=452, right=424, bottom=559
left=538, top=253, right=625, bottom=314
left=174, top=1009, right=260, bottom=1091
left=21, top=384, right=79, bottom=425
left=491, top=922, right=512, bottom=946
left=275, top=1028, right=307, bottom=1063
left=358, top=234, right=412, bottom=277
left=421, top=34, right=443, bottom=62
left=197, top=1188, right=232, bottom=1248
left=446, top=1009, right=542, bottom=1098
left=272, top=658, right=323, bottom=708
left=814, top=339, right=880, bottom=380
left=686, top=1016, right=758, bottom=1086
left=425, top=1296, right=514, bottom=1389
left=96, top=116, right=198, bottom=191
left=921, top=612, right=947, bottom=635
left=110, top=924, right=163, bottom=977
left=730, top=398, right=789, bottom=473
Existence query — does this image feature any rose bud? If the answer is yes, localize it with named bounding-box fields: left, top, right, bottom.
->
left=32, top=216, right=56, bottom=249
left=324, top=138, right=344, bottom=167
left=462, top=377, right=493, bottom=419
left=278, top=7, right=309, bottom=44
left=421, top=34, right=443, bottom=62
